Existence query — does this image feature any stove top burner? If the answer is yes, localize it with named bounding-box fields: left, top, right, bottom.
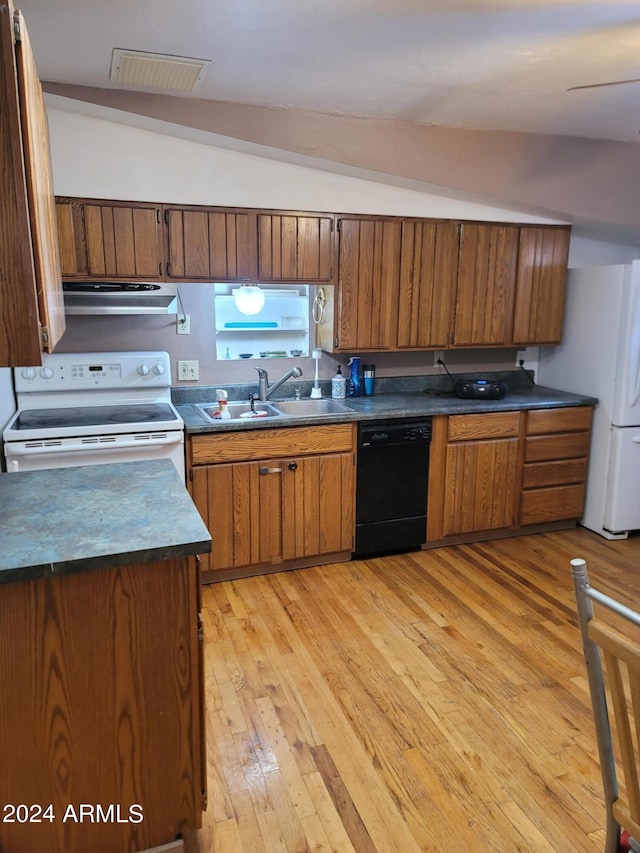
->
left=13, top=403, right=179, bottom=431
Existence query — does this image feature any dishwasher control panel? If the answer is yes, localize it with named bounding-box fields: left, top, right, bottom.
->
left=359, top=418, right=432, bottom=447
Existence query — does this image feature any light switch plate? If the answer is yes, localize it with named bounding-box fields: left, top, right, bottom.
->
left=177, top=359, right=199, bottom=381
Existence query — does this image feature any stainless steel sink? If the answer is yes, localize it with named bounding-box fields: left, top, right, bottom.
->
left=197, top=401, right=283, bottom=423
left=272, top=399, right=354, bottom=416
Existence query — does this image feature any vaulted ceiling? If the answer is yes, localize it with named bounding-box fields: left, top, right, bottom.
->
left=18, top=0, right=640, bottom=243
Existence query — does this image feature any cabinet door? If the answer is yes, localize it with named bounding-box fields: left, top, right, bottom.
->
left=442, top=437, right=519, bottom=536
left=337, top=217, right=401, bottom=351
left=397, top=220, right=459, bottom=349
left=84, top=202, right=164, bottom=278
left=453, top=223, right=519, bottom=346
left=513, top=226, right=570, bottom=345
left=0, top=5, right=64, bottom=365
left=56, top=199, right=164, bottom=279
left=257, top=212, right=335, bottom=282
left=281, top=452, right=354, bottom=559
left=192, top=460, right=283, bottom=573
left=14, top=11, right=65, bottom=354
left=166, top=207, right=257, bottom=280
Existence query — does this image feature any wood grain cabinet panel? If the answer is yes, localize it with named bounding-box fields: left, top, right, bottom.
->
left=513, top=226, right=570, bottom=345
left=524, top=432, right=591, bottom=462
left=166, top=207, right=257, bottom=281
left=336, top=217, right=401, bottom=351
left=282, top=452, right=354, bottom=560
left=428, top=413, right=522, bottom=541
left=453, top=223, right=519, bottom=346
left=526, top=405, right=592, bottom=434
left=0, top=557, right=204, bottom=853
left=447, top=411, right=521, bottom=441
left=189, top=425, right=356, bottom=578
left=520, top=484, right=586, bottom=526
left=442, top=437, right=519, bottom=536
left=56, top=199, right=164, bottom=279
left=397, top=220, right=459, bottom=349
left=0, top=2, right=64, bottom=365
left=520, top=406, right=593, bottom=526
left=257, top=212, right=335, bottom=282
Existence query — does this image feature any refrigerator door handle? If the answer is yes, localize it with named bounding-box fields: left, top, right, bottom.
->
left=632, top=436, right=640, bottom=444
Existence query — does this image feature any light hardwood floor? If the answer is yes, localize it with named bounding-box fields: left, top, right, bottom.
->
left=192, top=528, right=640, bottom=852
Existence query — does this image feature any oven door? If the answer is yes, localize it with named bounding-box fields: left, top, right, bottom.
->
left=4, top=431, right=185, bottom=483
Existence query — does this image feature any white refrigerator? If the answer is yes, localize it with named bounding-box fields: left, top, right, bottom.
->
left=538, top=260, right=640, bottom=539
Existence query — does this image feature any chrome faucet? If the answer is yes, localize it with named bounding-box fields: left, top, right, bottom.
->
left=256, top=366, right=303, bottom=401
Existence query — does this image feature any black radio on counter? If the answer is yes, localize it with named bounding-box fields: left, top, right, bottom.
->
left=454, top=379, right=508, bottom=400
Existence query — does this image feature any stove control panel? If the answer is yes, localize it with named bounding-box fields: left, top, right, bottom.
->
left=14, top=352, right=173, bottom=392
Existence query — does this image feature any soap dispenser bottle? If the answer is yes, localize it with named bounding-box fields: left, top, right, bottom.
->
left=348, top=357, right=361, bottom=397
left=331, top=365, right=346, bottom=399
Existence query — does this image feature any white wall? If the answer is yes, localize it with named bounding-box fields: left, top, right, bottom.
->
left=46, top=103, right=638, bottom=386
left=569, top=236, right=640, bottom=268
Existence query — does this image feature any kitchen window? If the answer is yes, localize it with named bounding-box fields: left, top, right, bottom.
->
left=214, top=283, right=310, bottom=361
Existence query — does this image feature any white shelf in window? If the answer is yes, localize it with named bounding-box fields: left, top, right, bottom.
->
left=215, top=327, right=309, bottom=333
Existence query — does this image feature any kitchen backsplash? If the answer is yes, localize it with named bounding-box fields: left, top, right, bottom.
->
left=55, top=283, right=523, bottom=385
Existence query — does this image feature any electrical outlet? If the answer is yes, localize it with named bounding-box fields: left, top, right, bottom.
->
left=433, top=350, right=444, bottom=366
left=515, top=349, right=527, bottom=366
left=176, top=313, right=190, bottom=335
left=177, top=359, right=199, bottom=381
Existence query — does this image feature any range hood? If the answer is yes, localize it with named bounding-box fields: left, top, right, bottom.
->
left=63, top=282, right=178, bottom=316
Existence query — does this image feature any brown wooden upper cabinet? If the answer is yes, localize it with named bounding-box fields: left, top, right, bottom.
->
left=397, top=220, right=459, bottom=349
left=452, top=223, right=570, bottom=348
left=56, top=201, right=337, bottom=285
left=1, top=1, right=65, bottom=366
left=319, top=217, right=570, bottom=353
left=452, top=223, right=520, bottom=347
left=332, top=216, right=402, bottom=351
left=54, top=195, right=570, bottom=350
left=166, top=206, right=257, bottom=281
left=56, top=198, right=165, bottom=279
left=513, top=226, right=571, bottom=345
left=257, top=212, right=335, bottom=283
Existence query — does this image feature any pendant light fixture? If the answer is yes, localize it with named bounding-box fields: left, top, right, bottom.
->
left=233, top=285, right=265, bottom=315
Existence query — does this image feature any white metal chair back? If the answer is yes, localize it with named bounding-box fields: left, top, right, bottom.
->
left=572, top=558, right=640, bottom=853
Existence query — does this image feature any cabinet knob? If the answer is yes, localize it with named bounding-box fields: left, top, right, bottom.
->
left=288, top=462, right=298, bottom=471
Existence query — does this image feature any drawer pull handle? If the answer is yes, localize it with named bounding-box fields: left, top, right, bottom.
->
left=259, top=466, right=282, bottom=475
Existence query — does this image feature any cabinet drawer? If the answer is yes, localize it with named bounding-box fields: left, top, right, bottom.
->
left=522, top=458, right=588, bottom=489
left=520, top=483, right=586, bottom=525
left=447, top=411, right=521, bottom=441
left=526, top=406, right=592, bottom=435
left=190, top=424, right=355, bottom=464
left=524, top=432, right=591, bottom=462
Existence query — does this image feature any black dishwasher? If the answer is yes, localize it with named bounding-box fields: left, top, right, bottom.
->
left=354, top=417, right=431, bottom=557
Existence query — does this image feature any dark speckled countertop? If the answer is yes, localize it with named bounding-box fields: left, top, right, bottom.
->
left=175, top=371, right=597, bottom=434
left=0, top=460, right=211, bottom=584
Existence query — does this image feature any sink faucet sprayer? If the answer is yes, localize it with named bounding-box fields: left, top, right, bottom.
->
left=255, top=366, right=303, bottom=401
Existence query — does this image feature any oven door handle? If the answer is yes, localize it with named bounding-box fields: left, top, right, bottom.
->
left=6, top=433, right=184, bottom=456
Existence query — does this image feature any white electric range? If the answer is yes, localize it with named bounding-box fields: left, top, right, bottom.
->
left=3, top=351, right=185, bottom=483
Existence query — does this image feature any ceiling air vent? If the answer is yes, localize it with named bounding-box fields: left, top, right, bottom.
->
left=110, top=48, right=211, bottom=93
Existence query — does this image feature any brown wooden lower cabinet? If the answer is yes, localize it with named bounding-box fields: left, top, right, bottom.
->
left=428, top=411, right=520, bottom=540
left=427, top=406, right=593, bottom=545
left=519, top=406, right=593, bottom=526
left=187, top=407, right=593, bottom=570
left=188, top=424, right=356, bottom=580
left=0, top=557, right=205, bottom=853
